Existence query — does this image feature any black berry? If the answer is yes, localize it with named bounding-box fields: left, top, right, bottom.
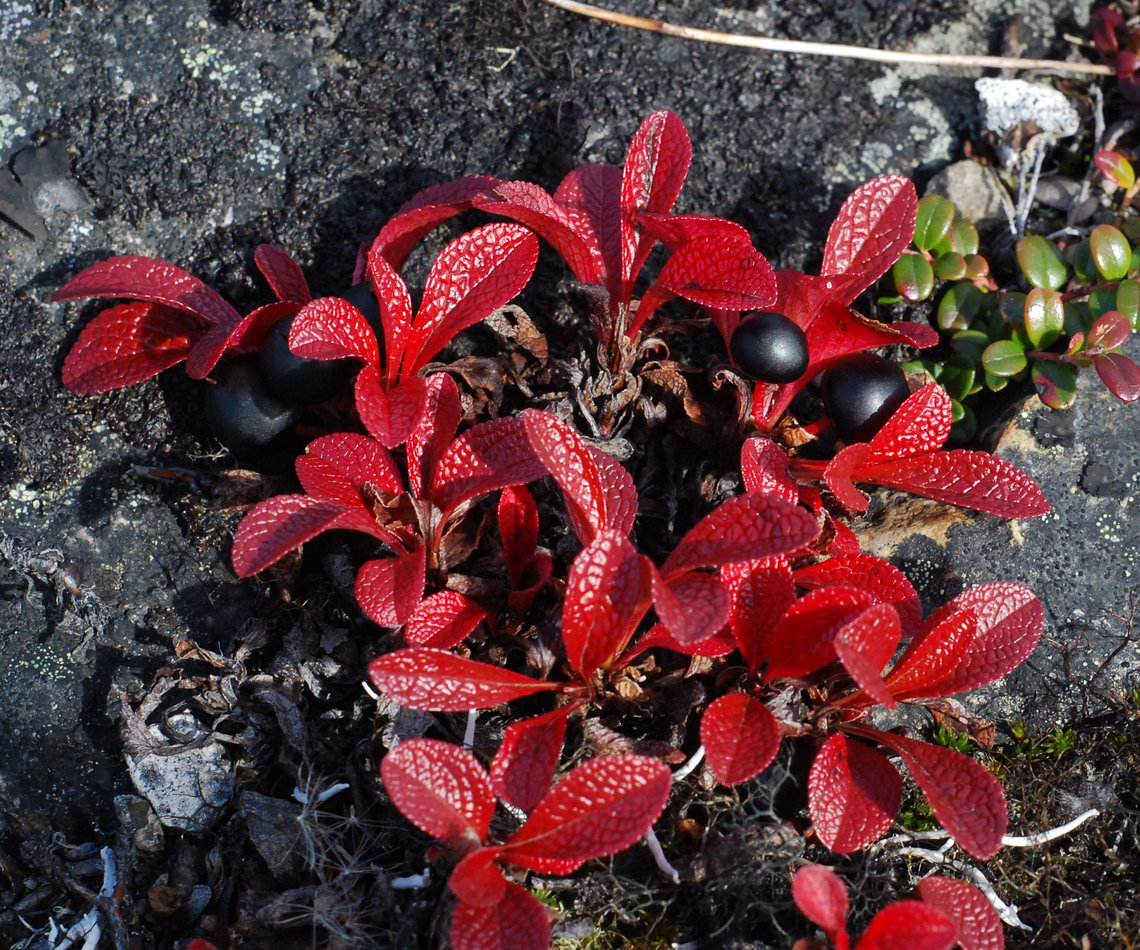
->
left=258, top=312, right=348, bottom=404
left=820, top=353, right=910, bottom=444
left=729, top=312, right=809, bottom=383
left=205, top=355, right=297, bottom=457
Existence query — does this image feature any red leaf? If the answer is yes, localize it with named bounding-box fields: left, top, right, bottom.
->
left=490, top=706, right=574, bottom=814
left=856, top=728, right=1007, bottom=859
left=854, top=450, right=1050, bottom=518
left=821, top=176, right=918, bottom=300
left=354, top=369, right=428, bottom=448
left=794, top=554, right=922, bottom=638
left=662, top=493, right=817, bottom=576
left=823, top=443, right=874, bottom=512
left=449, top=881, right=551, bottom=950
left=723, top=557, right=795, bottom=675
left=433, top=416, right=548, bottom=515
left=650, top=567, right=729, bottom=647
left=449, top=847, right=506, bottom=908
left=232, top=495, right=352, bottom=577
left=380, top=738, right=495, bottom=851
left=368, top=648, right=560, bottom=711
left=854, top=901, right=956, bottom=950
left=621, top=111, right=691, bottom=294
left=405, top=590, right=490, bottom=649
left=917, top=876, right=1005, bottom=950
left=289, top=295, right=381, bottom=366
left=1096, top=352, right=1140, bottom=401
left=910, top=582, right=1043, bottom=696
left=884, top=609, right=977, bottom=700
left=700, top=693, right=781, bottom=786
left=406, top=372, right=463, bottom=496
left=864, top=383, right=952, bottom=461
left=740, top=438, right=800, bottom=503
left=373, top=174, right=503, bottom=270
left=834, top=603, right=901, bottom=709
left=61, top=302, right=204, bottom=393
left=561, top=531, right=646, bottom=679
left=792, top=864, right=849, bottom=944
left=764, top=587, right=879, bottom=681
left=502, top=754, right=671, bottom=874
left=295, top=432, right=404, bottom=503
left=499, top=485, right=540, bottom=589
left=53, top=255, right=241, bottom=327
left=254, top=244, right=310, bottom=304
left=522, top=410, right=637, bottom=542
left=808, top=734, right=901, bottom=853
left=354, top=550, right=427, bottom=627
left=366, top=249, right=417, bottom=384
left=185, top=299, right=301, bottom=379
left=401, top=224, right=539, bottom=377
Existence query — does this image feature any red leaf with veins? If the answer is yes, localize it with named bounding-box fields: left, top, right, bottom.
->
left=723, top=558, right=794, bottom=675
left=864, top=383, right=952, bottom=461
left=907, top=582, right=1043, bottom=696
left=380, top=738, right=495, bottom=851
left=368, top=648, right=560, bottom=711
left=650, top=567, right=729, bottom=647
left=792, top=865, right=849, bottom=945
left=561, top=531, right=646, bottom=679
left=884, top=609, right=977, bottom=700
left=295, top=432, right=403, bottom=502
left=366, top=249, right=417, bottom=384
left=372, top=174, right=502, bottom=270
left=821, top=175, right=918, bottom=299
left=405, top=590, right=490, bottom=649
left=186, top=299, right=300, bottom=379
left=490, top=705, right=574, bottom=814
left=795, top=554, right=922, bottom=638
left=701, top=693, right=781, bottom=786
left=763, top=586, right=878, bottom=681
left=834, top=603, right=901, bottom=709
left=502, top=754, right=671, bottom=874
left=254, top=244, right=310, bottom=305
left=355, top=549, right=427, bottom=627
left=662, top=493, right=817, bottom=576
left=289, top=295, right=381, bottom=366
left=406, top=373, right=462, bottom=497
left=740, top=438, right=799, bottom=503
left=854, top=901, right=956, bottom=950
left=449, top=881, right=551, bottom=950
left=499, top=486, right=540, bottom=588
left=822, top=443, right=874, bottom=511
left=917, top=876, right=1006, bottom=950
left=448, top=846, right=506, bottom=907
left=433, top=416, right=547, bottom=516
left=621, top=111, right=691, bottom=295
left=354, top=370, right=428, bottom=449
left=855, top=727, right=1007, bottom=859
left=232, top=496, right=374, bottom=577
left=808, top=734, right=901, bottom=853
left=61, top=302, right=204, bottom=393
left=401, top=224, right=539, bottom=377
left=1097, top=352, right=1140, bottom=402
left=52, top=255, right=241, bottom=327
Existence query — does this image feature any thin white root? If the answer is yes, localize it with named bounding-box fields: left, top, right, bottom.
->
left=895, top=847, right=1030, bottom=930
left=391, top=869, right=431, bottom=890
left=672, top=745, right=705, bottom=782
left=643, top=827, right=681, bottom=884
left=1002, top=808, right=1100, bottom=847
left=463, top=709, right=478, bottom=749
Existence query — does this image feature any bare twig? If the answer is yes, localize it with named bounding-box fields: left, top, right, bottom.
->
left=540, top=0, right=1115, bottom=76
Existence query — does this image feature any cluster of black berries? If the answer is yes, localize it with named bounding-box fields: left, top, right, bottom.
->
left=205, top=284, right=380, bottom=457
left=729, top=312, right=909, bottom=443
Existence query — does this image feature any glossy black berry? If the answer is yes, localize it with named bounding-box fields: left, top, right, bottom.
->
left=205, top=355, right=297, bottom=457
left=820, top=353, right=910, bottom=444
left=729, top=312, right=809, bottom=383
left=258, top=312, right=348, bottom=404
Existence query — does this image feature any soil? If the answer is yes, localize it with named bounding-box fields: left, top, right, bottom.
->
left=1, top=1, right=1137, bottom=949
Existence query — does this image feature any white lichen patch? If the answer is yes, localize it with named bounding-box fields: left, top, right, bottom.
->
left=8, top=646, right=73, bottom=684
left=0, top=0, right=36, bottom=43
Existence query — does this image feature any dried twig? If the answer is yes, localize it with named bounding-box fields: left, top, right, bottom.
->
left=540, top=0, right=1115, bottom=76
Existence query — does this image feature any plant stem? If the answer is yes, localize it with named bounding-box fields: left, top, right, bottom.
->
left=540, top=0, right=1116, bottom=76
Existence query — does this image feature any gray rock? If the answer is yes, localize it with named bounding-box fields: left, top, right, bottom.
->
left=925, top=160, right=1009, bottom=225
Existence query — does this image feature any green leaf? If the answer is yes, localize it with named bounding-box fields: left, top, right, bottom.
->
left=982, top=339, right=1028, bottom=377
left=1023, top=287, right=1064, bottom=348
left=1090, top=224, right=1133, bottom=281
left=1124, top=217, right=1140, bottom=247
left=939, top=356, right=977, bottom=401
left=1064, top=302, right=1090, bottom=337
left=937, top=281, right=984, bottom=330
left=1072, top=241, right=1098, bottom=283
left=1089, top=288, right=1118, bottom=321
left=902, top=358, right=942, bottom=379
left=1032, top=360, right=1078, bottom=409
left=964, top=253, right=989, bottom=280
left=933, top=252, right=967, bottom=281
left=999, top=292, right=1028, bottom=326
left=892, top=251, right=935, bottom=301
left=1115, top=278, right=1140, bottom=329
left=950, top=218, right=980, bottom=256
left=1095, top=150, right=1136, bottom=190
left=949, top=402, right=978, bottom=443
left=1016, top=235, right=1067, bottom=290
left=914, top=195, right=956, bottom=251
left=950, top=329, right=991, bottom=362
left=983, top=369, right=1009, bottom=392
